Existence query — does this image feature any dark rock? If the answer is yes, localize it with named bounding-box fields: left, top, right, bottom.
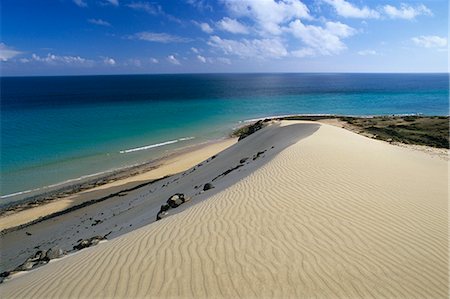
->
left=203, top=183, right=215, bottom=191
left=239, top=157, right=249, bottom=164
left=16, top=261, right=35, bottom=271
left=0, top=271, right=10, bottom=283
left=73, top=236, right=105, bottom=251
left=253, top=150, right=267, bottom=161
left=91, top=219, right=103, bottom=226
left=45, top=247, right=65, bottom=260
left=167, top=193, right=185, bottom=208
left=156, top=211, right=169, bottom=221
left=160, top=203, right=170, bottom=212
left=25, top=231, right=32, bottom=236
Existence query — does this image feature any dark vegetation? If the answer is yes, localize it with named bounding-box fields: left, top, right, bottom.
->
left=231, top=119, right=270, bottom=141
left=339, top=116, right=449, bottom=149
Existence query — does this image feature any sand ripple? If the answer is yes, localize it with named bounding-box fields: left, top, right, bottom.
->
left=1, top=122, right=447, bottom=298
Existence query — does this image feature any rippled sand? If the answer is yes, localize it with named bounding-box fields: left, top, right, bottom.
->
left=1, top=121, right=447, bottom=298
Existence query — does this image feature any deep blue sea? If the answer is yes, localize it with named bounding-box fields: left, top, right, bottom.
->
left=1, top=73, right=448, bottom=204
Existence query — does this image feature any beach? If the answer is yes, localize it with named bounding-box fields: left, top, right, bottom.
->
left=1, top=120, right=447, bottom=298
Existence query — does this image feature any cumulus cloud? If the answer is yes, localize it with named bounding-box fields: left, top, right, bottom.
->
left=222, top=0, right=311, bottom=35
left=289, top=20, right=356, bottom=56
left=150, top=57, right=159, bottom=63
left=132, top=32, right=192, bottom=43
left=23, top=53, right=92, bottom=65
left=197, top=55, right=207, bottom=63
left=88, top=18, right=111, bottom=26
left=167, top=55, right=181, bottom=65
left=193, top=21, right=214, bottom=33
left=217, top=17, right=249, bottom=34
left=0, top=43, right=22, bottom=61
left=208, top=35, right=288, bottom=59
left=323, top=0, right=380, bottom=19
left=357, top=49, right=377, bottom=56
left=323, top=1, right=431, bottom=20
left=103, top=57, right=116, bottom=65
left=383, top=3, right=432, bottom=20
left=73, top=0, right=87, bottom=7
left=412, top=35, right=447, bottom=48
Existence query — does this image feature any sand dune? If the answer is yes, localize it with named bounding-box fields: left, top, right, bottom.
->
left=1, top=121, right=447, bottom=298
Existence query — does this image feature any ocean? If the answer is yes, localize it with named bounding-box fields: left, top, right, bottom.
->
left=1, top=73, right=448, bottom=205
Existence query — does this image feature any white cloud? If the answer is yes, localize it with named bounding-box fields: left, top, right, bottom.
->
left=167, top=55, right=181, bottom=65
left=193, top=22, right=214, bottom=33
left=132, top=32, right=192, bottom=43
left=105, top=0, right=119, bottom=6
left=0, top=43, right=22, bottom=61
left=412, top=36, right=447, bottom=48
left=208, top=35, right=288, bottom=59
left=103, top=57, right=116, bottom=65
left=289, top=20, right=356, bottom=56
left=383, top=3, right=432, bottom=20
left=323, top=0, right=380, bottom=19
left=150, top=57, right=159, bottom=63
left=73, top=0, right=87, bottom=7
left=191, top=47, right=200, bottom=53
left=25, top=53, right=92, bottom=65
left=127, top=2, right=162, bottom=15
left=222, top=0, right=311, bottom=35
left=197, top=55, right=207, bottom=63
left=217, top=17, right=249, bottom=34
left=88, top=18, right=111, bottom=26
left=357, top=49, right=377, bottom=56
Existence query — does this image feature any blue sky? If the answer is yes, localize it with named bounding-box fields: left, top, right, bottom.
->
left=0, top=0, right=447, bottom=75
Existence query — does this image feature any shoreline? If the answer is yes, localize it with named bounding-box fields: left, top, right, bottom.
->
left=1, top=114, right=448, bottom=231
left=0, top=138, right=237, bottom=232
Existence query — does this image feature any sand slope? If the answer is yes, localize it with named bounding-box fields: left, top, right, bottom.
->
left=1, top=121, right=447, bottom=298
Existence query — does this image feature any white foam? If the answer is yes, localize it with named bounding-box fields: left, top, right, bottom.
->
left=119, top=137, right=195, bottom=154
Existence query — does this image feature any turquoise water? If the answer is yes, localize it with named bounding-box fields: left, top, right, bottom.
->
left=1, top=73, right=448, bottom=204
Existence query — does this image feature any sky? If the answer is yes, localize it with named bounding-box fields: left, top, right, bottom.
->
left=0, top=0, right=448, bottom=76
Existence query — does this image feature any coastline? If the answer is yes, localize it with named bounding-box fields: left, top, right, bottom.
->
left=0, top=137, right=237, bottom=232
left=2, top=114, right=448, bottom=232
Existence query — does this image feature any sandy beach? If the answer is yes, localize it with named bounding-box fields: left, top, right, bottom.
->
left=0, top=120, right=448, bottom=298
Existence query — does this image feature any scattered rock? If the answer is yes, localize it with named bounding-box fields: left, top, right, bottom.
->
left=203, top=183, right=215, bottom=191
left=91, top=219, right=103, bottom=226
left=156, top=210, right=169, bottom=220
left=157, top=193, right=190, bottom=220
left=45, top=247, right=65, bottom=260
left=3, top=246, right=67, bottom=280
left=239, top=157, right=249, bottom=164
left=15, top=261, right=35, bottom=272
left=167, top=193, right=185, bottom=208
left=73, top=236, right=105, bottom=251
left=25, top=232, right=32, bottom=236
left=253, top=150, right=267, bottom=161
left=212, top=164, right=244, bottom=182
left=156, top=204, right=171, bottom=220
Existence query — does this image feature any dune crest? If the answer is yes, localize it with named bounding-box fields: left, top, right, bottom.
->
left=1, top=121, right=447, bottom=298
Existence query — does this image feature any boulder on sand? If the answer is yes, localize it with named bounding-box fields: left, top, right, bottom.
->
left=203, top=183, right=214, bottom=191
